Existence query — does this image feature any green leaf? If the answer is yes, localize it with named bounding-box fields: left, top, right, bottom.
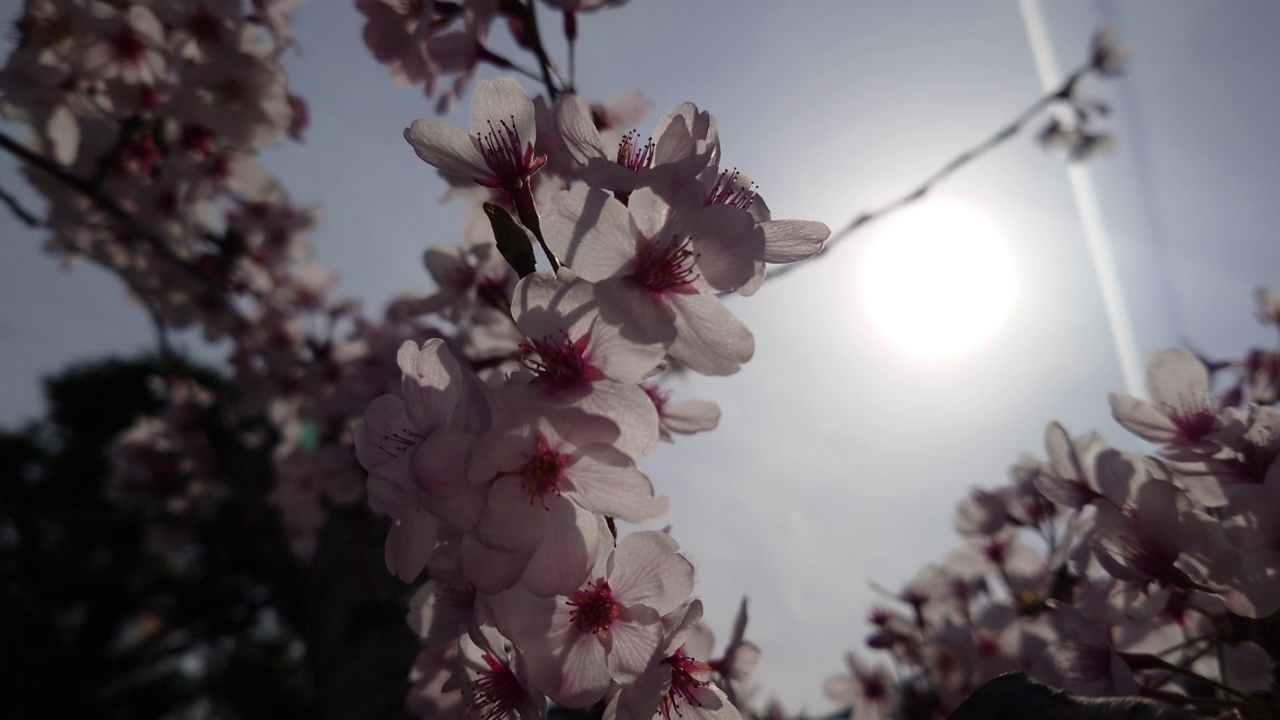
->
left=484, top=202, right=538, bottom=278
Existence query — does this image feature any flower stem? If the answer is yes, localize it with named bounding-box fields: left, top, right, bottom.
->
left=509, top=183, right=559, bottom=272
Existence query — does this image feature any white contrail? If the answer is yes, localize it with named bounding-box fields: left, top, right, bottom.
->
left=1017, top=0, right=1145, bottom=398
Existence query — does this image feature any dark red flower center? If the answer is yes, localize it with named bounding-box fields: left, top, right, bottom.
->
left=110, top=27, right=148, bottom=64
left=659, top=647, right=712, bottom=720
left=1168, top=402, right=1215, bottom=444
left=643, top=384, right=670, bottom=415
left=616, top=130, right=655, bottom=172
left=522, top=330, right=602, bottom=389
left=981, top=537, right=1007, bottom=566
left=861, top=675, right=888, bottom=702
left=1119, top=533, right=1191, bottom=588
left=704, top=169, right=756, bottom=211
left=567, top=580, right=621, bottom=635
left=631, top=235, right=700, bottom=296
left=475, top=115, right=546, bottom=189
left=469, top=652, right=522, bottom=720
left=518, top=435, right=568, bottom=505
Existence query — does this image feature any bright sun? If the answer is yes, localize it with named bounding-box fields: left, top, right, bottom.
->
left=861, top=200, right=1017, bottom=359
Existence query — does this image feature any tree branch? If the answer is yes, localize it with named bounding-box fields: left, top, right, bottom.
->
left=765, top=62, right=1094, bottom=285
left=0, top=181, right=41, bottom=227
left=522, top=0, right=568, bottom=99
left=0, top=129, right=248, bottom=332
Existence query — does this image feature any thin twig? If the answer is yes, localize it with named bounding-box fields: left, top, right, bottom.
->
left=764, top=62, right=1093, bottom=285
left=522, top=0, right=566, bottom=100
left=0, top=129, right=248, bottom=332
left=0, top=134, right=176, bottom=362
left=117, top=269, right=177, bottom=365
left=0, top=182, right=41, bottom=227
left=88, top=114, right=143, bottom=187
left=1121, top=652, right=1267, bottom=710
left=476, top=45, right=546, bottom=85
left=563, top=10, right=577, bottom=88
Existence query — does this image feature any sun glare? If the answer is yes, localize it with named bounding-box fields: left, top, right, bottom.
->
left=861, top=200, right=1017, bottom=359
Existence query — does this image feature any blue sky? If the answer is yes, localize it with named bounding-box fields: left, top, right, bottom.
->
left=2, top=0, right=1279, bottom=712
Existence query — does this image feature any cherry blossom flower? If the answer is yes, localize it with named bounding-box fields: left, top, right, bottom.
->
left=409, top=574, right=479, bottom=649
left=1090, top=26, right=1130, bottom=77
left=355, top=338, right=489, bottom=580
left=687, top=166, right=829, bottom=294
left=953, top=487, right=1011, bottom=537
left=407, top=641, right=467, bottom=719
left=490, top=530, right=695, bottom=708
left=458, top=623, right=546, bottom=720
left=157, top=0, right=242, bottom=62
left=1256, top=285, right=1280, bottom=327
left=1046, top=600, right=1138, bottom=697
left=459, top=496, right=608, bottom=597
left=1034, top=422, right=1109, bottom=509
left=824, top=653, right=898, bottom=720
left=1091, top=478, right=1218, bottom=594
left=1168, top=405, right=1280, bottom=507
left=590, top=87, right=653, bottom=158
left=945, top=528, right=1045, bottom=584
left=356, top=0, right=432, bottom=87
left=685, top=598, right=760, bottom=707
left=1109, top=349, right=1223, bottom=452
left=414, top=203, right=517, bottom=321
left=543, top=186, right=757, bottom=375
left=171, top=50, right=294, bottom=149
left=509, top=268, right=664, bottom=456
left=604, top=600, right=742, bottom=720
left=643, top=383, right=720, bottom=442
left=464, top=408, right=667, bottom=596
left=405, top=75, right=547, bottom=191
left=76, top=4, right=167, bottom=85
left=1208, top=472, right=1280, bottom=618
left=1036, top=118, right=1115, bottom=161
left=556, top=97, right=719, bottom=196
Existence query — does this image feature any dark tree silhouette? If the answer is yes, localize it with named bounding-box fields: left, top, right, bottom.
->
left=0, top=355, right=416, bottom=719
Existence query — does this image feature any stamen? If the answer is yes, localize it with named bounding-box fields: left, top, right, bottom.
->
left=520, top=330, right=602, bottom=388
left=643, top=384, right=671, bottom=415
left=517, top=435, right=569, bottom=506
left=110, top=26, right=148, bottom=64
left=376, top=428, right=425, bottom=458
left=704, top=169, right=756, bottom=211
left=475, top=115, right=546, bottom=188
left=616, top=130, right=655, bottom=172
left=659, top=647, right=713, bottom=720
left=469, top=652, right=522, bottom=720
left=1118, top=533, right=1190, bottom=588
left=567, top=580, right=621, bottom=635
left=632, top=235, right=700, bottom=295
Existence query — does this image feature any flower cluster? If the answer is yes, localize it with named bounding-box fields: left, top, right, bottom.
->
left=823, top=289, right=1280, bottom=720
left=355, top=0, right=636, bottom=114
left=3, top=0, right=310, bottom=325
left=0, top=0, right=434, bottom=559
left=354, top=73, right=826, bottom=718
left=1036, top=27, right=1128, bottom=161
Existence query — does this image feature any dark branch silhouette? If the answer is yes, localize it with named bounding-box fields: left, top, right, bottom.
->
left=948, top=673, right=1202, bottom=720
left=763, top=60, right=1102, bottom=286
left=0, top=181, right=40, bottom=227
